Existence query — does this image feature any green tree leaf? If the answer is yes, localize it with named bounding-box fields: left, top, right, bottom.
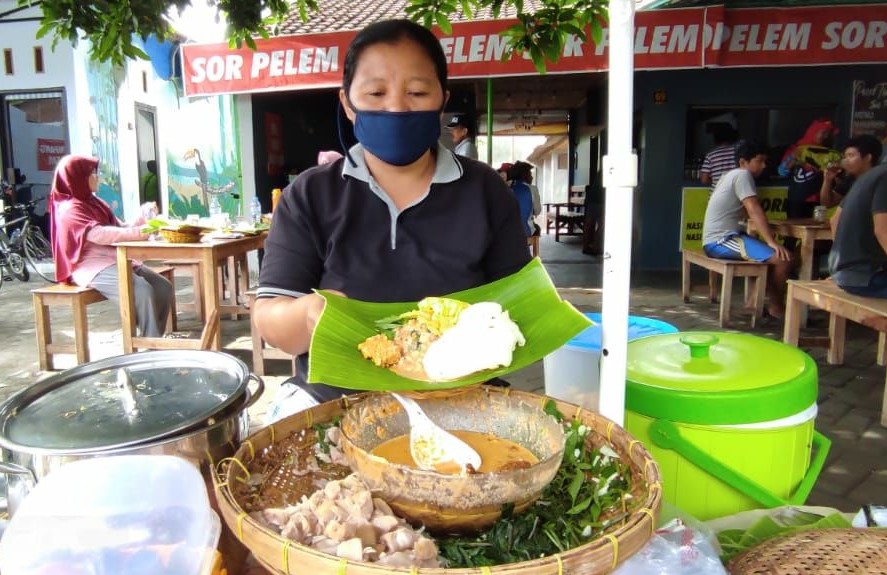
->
left=29, top=0, right=609, bottom=73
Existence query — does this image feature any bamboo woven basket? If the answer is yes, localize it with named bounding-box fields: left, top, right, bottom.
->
left=214, top=387, right=662, bottom=575
left=160, top=228, right=203, bottom=243
left=728, top=528, right=887, bottom=575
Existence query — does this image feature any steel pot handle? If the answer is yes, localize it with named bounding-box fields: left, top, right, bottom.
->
left=0, top=461, right=37, bottom=485
left=245, top=373, right=265, bottom=409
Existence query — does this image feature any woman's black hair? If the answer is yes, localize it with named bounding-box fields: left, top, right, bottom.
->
left=342, top=19, right=448, bottom=99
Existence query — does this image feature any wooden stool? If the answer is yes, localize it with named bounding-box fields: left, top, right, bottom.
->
left=161, top=259, right=204, bottom=322
left=528, top=235, right=540, bottom=258
left=681, top=250, right=769, bottom=328
left=247, top=291, right=295, bottom=376
left=32, top=284, right=107, bottom=371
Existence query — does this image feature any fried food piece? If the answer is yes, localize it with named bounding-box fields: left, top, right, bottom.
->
left=358, top=334, right=403, bottom=368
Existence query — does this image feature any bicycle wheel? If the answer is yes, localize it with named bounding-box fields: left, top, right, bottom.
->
left=8, top=252, right=29, bottom=281
left=22, top=225, right=55, bottom=282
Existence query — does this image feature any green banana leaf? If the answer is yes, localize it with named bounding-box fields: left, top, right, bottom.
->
left=307, top=258, right=593, bottom=391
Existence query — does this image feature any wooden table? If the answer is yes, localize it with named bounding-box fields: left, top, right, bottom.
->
left=747, top=218, right=832, bottom=324
left=115, top=233, right=267, bottom=353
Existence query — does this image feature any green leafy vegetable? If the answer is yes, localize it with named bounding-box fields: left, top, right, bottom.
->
left=716, top=509, right=852, bottom=563
left=437, top=405, right=634, bottom=567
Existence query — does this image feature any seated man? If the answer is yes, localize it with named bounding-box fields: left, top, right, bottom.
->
left=702, top=140, right=792, bottom=318
left=828, top=136, right=887, bottom=300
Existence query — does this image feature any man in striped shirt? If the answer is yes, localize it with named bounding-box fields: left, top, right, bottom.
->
left=699, top=124, right=739, bottom=188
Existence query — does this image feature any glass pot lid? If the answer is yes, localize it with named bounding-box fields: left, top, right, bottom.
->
left=0, top=351, right=250, bottom=452
left=626, top=332, right=817, bottom=425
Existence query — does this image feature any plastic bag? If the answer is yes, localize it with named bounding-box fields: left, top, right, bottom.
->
left=613, top=517, right=727, bottom=575
left=263, top=382, right=320, bottom=426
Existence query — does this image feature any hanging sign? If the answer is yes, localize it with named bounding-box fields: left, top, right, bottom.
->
left=182, top=5, right=887, bottom=97
left=36, top=138, right=66, bottom=172
left=850, top=80, right=887, bottom=142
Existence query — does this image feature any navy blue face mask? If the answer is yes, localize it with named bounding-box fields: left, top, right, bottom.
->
left=345, top=103, right=442, bottom=167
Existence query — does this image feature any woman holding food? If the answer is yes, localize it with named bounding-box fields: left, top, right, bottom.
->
left=254, top=19, right=530, bottom=408
left=50, top=154, right=173, bottom=337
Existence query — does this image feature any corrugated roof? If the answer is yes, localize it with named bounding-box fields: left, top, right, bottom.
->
left=279, top=0, right=547, bottom=35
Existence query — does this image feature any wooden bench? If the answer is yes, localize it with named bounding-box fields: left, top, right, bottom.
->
left=32, top=266, right=176, bottom=370
left=246, top=291, right=295, bottom=376
left=784, top=279, right=887, bottom=425
left=681, top=250, right=769, bottom=328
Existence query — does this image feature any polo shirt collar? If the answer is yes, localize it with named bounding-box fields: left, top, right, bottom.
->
left=342, top=142, right=463, bottom=184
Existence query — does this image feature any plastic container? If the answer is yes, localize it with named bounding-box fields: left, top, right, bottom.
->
left=543, top=313, right=678, bottom=410
left=625, top=332, right=831, bottom=521
left=0, top=455, right=221, bottom=575
left=250, top=196, right=263, bottom=223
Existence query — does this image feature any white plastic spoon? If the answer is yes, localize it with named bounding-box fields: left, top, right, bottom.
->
left=390, top=393, right=482, bottom=474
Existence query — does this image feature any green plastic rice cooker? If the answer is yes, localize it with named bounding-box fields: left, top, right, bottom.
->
left=625, top=332, right=831, bottom=521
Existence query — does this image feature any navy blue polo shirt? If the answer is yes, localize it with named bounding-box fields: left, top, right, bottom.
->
left=257, top=143, right=530, bottom=391
left=258, top=143, right=529, bottom=301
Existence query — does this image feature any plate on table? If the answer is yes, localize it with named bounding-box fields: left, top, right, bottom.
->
left=308, top=258, right=594, bottom=392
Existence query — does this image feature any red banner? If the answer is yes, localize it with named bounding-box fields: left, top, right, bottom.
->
left=182, top=5, right=887, bottom=97
left=36, top=138, right=66, bottom=172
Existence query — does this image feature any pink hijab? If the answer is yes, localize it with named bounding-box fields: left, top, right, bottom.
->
left=50, top=155, right=116, bottom=284
left=317, top=150, right=344, bottom=165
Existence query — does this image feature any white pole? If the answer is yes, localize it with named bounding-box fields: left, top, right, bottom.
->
left=598, top=0, right=637, bottom=425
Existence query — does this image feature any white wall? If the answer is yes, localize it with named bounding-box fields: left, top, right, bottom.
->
left=0, top=10, right=78, bottom=177
left=236, top=94, right=261, bottom=281
left=0, top=7, right=75, bottom=92
left=236, top=95, right=256, bottom=208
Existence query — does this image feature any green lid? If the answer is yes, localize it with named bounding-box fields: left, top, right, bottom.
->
left=626, top=332, right=817, bottom=425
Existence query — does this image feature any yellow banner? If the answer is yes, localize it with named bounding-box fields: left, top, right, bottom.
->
left=680, top=186, right=788, bottom=251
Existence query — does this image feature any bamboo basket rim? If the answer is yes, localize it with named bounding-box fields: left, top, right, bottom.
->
left=213, top=388, right=663, bottom=575
left=159, top=228, right=203, bottom=243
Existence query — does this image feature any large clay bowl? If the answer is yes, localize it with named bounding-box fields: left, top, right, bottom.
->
left=339, top=387, right=565, bottom=533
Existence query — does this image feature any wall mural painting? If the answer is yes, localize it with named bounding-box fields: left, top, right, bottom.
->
left=85, top=58, right=124, bottom=217
left=162, top=84, right=241, bottom=218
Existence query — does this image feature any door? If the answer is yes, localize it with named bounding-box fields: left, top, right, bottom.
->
left=135, top=104, right=160, bottom=210
left=1, top=90, right=68, bottom=238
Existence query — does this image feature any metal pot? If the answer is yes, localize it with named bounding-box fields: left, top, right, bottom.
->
left=0, top=350, right=264, bottom=515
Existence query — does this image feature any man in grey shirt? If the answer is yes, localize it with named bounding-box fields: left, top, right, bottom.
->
left=829, top=135, right=886, bottom=296
left=702, top=140, right=791, bottom=318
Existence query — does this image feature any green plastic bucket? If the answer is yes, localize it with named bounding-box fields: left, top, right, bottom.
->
left=625, top=332, right=831, bottom=521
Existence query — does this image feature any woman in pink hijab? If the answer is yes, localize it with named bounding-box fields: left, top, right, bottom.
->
left=51, top=155, right=174, bottom=337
